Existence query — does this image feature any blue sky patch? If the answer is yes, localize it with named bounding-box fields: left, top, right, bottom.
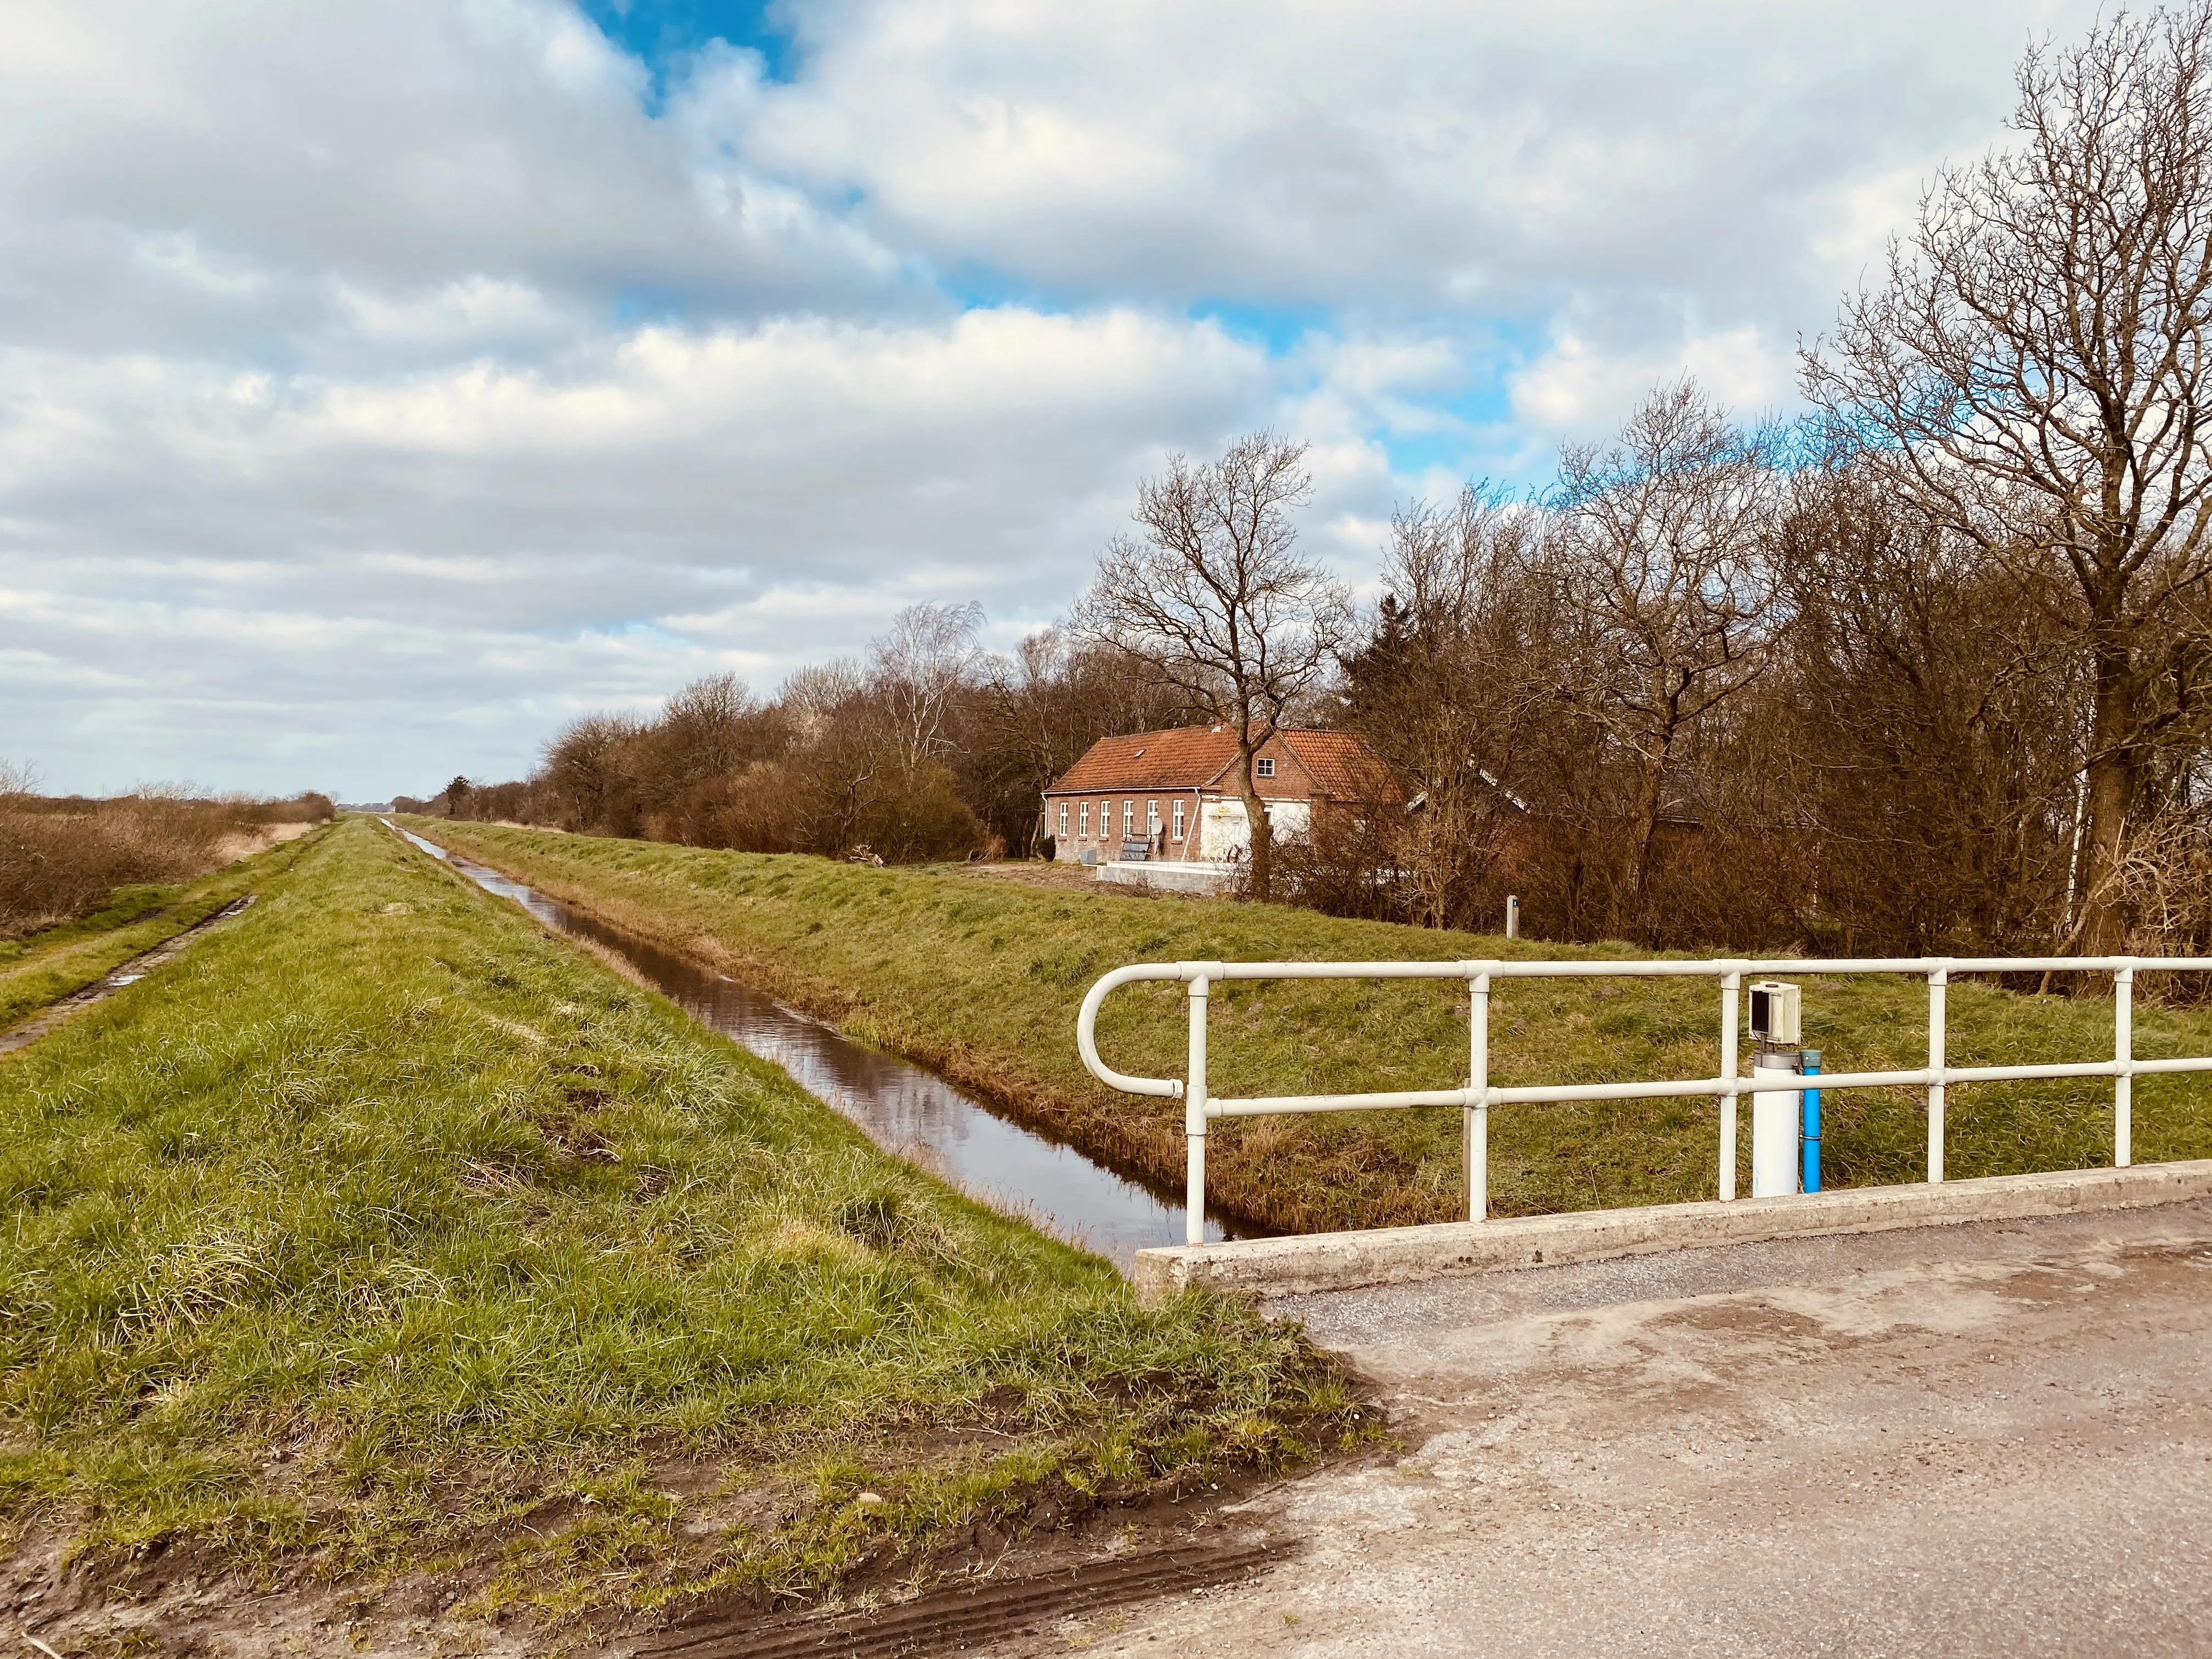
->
left=1189, top=301, right=1335, bottom=356
left=580, top=0, right=799, bottom=99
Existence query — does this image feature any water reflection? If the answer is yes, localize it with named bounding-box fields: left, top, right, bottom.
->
left=391, top=826, right=1228, bottom=1269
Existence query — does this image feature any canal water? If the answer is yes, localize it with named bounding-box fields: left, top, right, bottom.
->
left=393, top=827, right=1229, bottom=1269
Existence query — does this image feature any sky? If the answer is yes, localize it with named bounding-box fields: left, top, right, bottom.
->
left=0, top=0, right=2100, bottom=800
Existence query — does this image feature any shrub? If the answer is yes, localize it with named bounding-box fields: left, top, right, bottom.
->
left=0, top=781, right=331, bottom=940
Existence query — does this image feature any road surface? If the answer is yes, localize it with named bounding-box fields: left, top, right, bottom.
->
left=1008, top=1199, right=2212, bottom=1657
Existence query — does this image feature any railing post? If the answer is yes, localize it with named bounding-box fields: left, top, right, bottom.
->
left=1186, top=974, right=1210, bottom=1245
left=1927, top=966, right=1948, bottom=1183
left=1718, top=968, right=1741, bottom=1201
left=2115, top=962, right=2134, bottom=1169
left=1466, top=970, right=1491, bottom=1222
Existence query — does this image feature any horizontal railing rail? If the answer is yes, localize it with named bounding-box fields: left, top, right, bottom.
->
left=1075, top=955, right=2212, bottom=1245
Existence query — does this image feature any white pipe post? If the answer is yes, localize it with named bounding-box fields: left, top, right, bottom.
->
left=1466, top=971, right=1491, bottom=1222
left=1185, top=975, right=1210, bottom=1245
left=1718, top=969, right=1741, bottom=1201
left=1505, top=896, right=1520, bottom=940
left=2114, top=963, right=2134, bottom=1169
left=1927, top=967, right=1948, bottom=1183
left=1749, top=1051, right=1802, bottom=1198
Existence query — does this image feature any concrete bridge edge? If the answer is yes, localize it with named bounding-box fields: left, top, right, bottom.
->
left=1132, top=1159, right=2212, bottom=1305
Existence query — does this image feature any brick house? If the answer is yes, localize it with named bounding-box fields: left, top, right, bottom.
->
left=1042, top=725, right=1391, bottom=865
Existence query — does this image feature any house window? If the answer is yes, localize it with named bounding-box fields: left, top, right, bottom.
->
left=1123, top=800, right=1134, bottom=837
left=1080, top=802, right=1090, bottom=836
left=1058, top=801, right=1068, bottom=835
left=1256, top=758, right=1276, bottom=778
left=1172, top=799, right=1186, bottom=840
left=1147, top=800, right=1160, bottom=836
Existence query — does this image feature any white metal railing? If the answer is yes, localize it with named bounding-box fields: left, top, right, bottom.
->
left=1075, top=955, right=2212, bottom=1245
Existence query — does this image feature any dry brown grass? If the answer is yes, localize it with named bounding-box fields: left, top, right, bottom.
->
left=0, top=778, right=332, bottom=941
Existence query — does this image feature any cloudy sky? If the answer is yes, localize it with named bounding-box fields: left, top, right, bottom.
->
left=1, top=0, right=2097, bottom=799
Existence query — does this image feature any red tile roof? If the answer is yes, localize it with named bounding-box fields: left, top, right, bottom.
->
left=1047, top=726, right=1393, bottom=800
left=1283, top=729, right=1395, bottom=800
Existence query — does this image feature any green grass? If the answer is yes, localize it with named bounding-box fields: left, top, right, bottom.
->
left=0, top=818, right=1354, bottom=1625
left=0, top=831, right=327, bottom=1030
left=411, top=821, right=2212, bottom=1235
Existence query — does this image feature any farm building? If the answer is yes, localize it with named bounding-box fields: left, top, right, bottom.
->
left=1042, top=725, right=1390, bottom=873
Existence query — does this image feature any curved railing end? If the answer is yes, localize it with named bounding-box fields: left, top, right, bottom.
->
left=1076, top=963, right=1184, bottom=1098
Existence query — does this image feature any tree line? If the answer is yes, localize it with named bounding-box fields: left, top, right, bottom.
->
left=416, top=9, right=2212, bottom=960
left=404, top=610, right=1192, bottom=868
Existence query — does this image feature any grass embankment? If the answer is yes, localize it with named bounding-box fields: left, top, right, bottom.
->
left=0, top=817, right=1353, bottom=1632
left=0, top=828, right=330, bottom=1030
left=413, top=821, right=2212, bottom=1235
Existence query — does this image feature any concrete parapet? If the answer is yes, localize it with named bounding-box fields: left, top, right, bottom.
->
left=1096, top=860, right=1234, bottom=895
left=1131, top=1158, right=2212, bottom=1304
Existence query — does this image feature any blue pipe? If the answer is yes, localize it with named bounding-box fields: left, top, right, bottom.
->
left=1801, top=1047, right=1822, bottom=1194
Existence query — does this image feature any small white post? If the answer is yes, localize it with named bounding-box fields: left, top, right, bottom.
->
left=1718, top=969, right=1741, bottom=1201
left=1185, top=974, right=1210, bottom=1245
left=1505, top=896, right=1520, bottom=940
left=1466, top=971, right=1491, bottom=1222
left=1927, top=967, right=1948, bottom=1183
left=2114, top=962, right=2134, bottom=1169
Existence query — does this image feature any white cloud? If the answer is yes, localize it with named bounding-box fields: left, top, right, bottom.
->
left=1, top=309, right=1275, bottom=791
left=1510, top=321, right=1796, bottom=436
left=719, top=0, right=2083, bottom=321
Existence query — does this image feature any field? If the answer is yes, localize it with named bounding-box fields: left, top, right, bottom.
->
left=0, top=817, right=1353, bottom=1644
left=411, top=820, right=2212, bottom=1236
left=0, top=788, right=332, bottom=943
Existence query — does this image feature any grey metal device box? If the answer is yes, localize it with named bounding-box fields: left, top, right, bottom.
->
left=1748, top=980, right=1802, bottom=1046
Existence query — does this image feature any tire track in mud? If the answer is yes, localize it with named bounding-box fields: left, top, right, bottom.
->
left=634, top=1535, right=1292, bottom=1658
left=0, top=895, right=257, bottom=1057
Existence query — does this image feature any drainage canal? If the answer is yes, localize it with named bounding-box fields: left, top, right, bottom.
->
left=395, top=828, right=1232, bottom=1269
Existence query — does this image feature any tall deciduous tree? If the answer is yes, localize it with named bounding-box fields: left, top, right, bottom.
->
left=1079, top=432, right=1347, bottom=899
left=871, top=602, right=986, bottom=771
left=1805, top=4, right=2212, bottom=952
left=1554, top=380, right=1784, bottom=935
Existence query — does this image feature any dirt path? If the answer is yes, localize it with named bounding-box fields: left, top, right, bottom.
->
left=0, top=895, right=255, bottom=1056
left=985, top=1201, right=2212, bottom=1657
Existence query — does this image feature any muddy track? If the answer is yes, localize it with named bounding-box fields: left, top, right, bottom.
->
left=0, top=895, right=257, bottom=1057
left=635, top=1534, right=1293, bottom=1658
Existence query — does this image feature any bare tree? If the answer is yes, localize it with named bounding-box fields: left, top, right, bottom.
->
left=1553, top=380, right=1784, bottom=934
left=1774, top=461, right=2084, bottom=953
left=779, top=659, right=869, bottom=748
left=1341, top=487, right=1561, bottom=929
left=967, top=628, right=1187, bottom=855
left=772, top=659, right=881, bottom=849
left=1078, top=432, right=1347, bottom=899
left=541, top=714, right=645, bottom=834
left=656, top=673, right=767, bottom=781
left=871, top=602, right=986, bottom=771
left=1804, top=5, right=2212, bottom=952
